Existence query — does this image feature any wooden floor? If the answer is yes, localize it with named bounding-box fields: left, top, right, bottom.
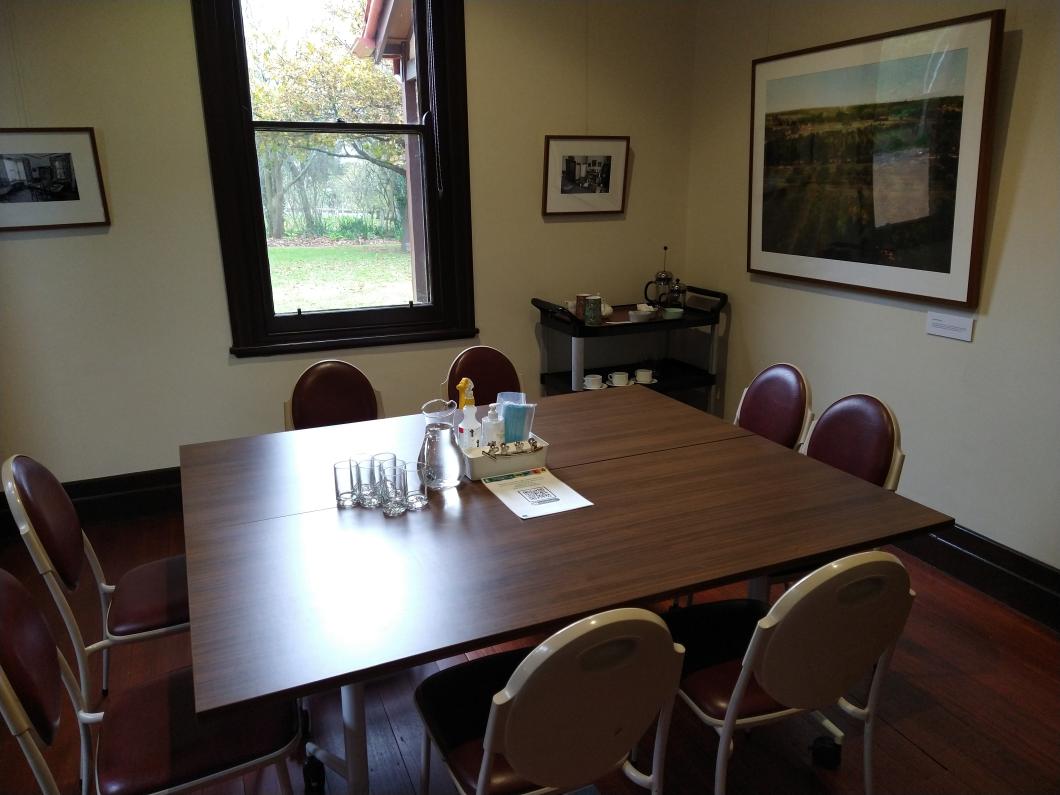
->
left=1, top=509, right=1058, bottom=795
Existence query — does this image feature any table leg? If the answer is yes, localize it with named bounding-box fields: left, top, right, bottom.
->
left=571, top=337, right=584, bottom=391
left=304, top=682, right=369, bottom=795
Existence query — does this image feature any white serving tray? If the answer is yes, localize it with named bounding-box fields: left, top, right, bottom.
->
left=462, top=434, right=550, bottom=480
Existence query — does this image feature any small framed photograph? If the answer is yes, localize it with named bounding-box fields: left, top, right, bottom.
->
left=0, top=127, right=110, bottom=232
left=542, top=135, right=629, bottom=216
left=747, top=11, right=1004, bottom=307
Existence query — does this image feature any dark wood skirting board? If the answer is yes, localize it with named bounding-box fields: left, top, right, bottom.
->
left=1, top=462, right=1056, bottom=634
left=0, top=466, right=182, bottom=540
left=898, top=524, right=1060, bottom=632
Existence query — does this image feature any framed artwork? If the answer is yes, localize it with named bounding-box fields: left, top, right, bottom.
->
left=542, top=135, right=629, bottom=216
left=747, top=11, right=1004, bottom=308
left=0, top=127, right=110, bottom=232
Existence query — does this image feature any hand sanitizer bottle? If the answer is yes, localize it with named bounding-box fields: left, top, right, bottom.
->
left=455, top=377, right=481, bottom=449
left=482, top=403, right=505, bottom=446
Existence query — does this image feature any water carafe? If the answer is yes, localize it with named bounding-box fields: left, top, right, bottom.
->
left=418, top=399, right=463, bottom=490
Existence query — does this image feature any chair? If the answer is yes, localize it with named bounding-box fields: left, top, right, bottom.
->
left=415, top=607, right=684, bottom=795
left=2, top=455, right=189, bottom=697
left=805, top=394, right=905, bottom=490
left=665, top=551, right=914, bottom=795
left=0, top=568, right=299, bottom=795
left=733, top=363, right=813, bottom=449
left=285, top=359, right=379, bottom=430
left=445, top=345, right=520, bottom=407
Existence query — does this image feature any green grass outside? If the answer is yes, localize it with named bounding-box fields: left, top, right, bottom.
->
left=267, top=243, right=414, bottom=313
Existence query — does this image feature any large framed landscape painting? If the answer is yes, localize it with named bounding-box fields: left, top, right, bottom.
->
left=747, top=11, right=1004, bottom=308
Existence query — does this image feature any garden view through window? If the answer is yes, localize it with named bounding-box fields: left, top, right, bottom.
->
left=243, top=0, right=425, bottom=314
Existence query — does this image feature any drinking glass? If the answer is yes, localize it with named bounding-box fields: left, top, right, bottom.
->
left=356, top=460, right=381, bottom=508
left=333, top=459, right=356, bottom=508
left=378, top=464, right=407, bottom=517
left=402, top=461, right=429, bottom=510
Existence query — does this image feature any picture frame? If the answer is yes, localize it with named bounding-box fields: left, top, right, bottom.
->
left=542, top=135, right=629, bottom=216
left=0, top=127, right=110, bottom=232
left=747, top=11, right=1004, bottom=308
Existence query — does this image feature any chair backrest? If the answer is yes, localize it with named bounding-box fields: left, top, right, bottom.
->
left=747, top=551, right=914, bottom=711
left=289, top=360, right=379, bottom=430
left=2, top=455, right=84, bottom=591
left=734, top=363, right=812, bottom=449
left=483, top=607, right=683, bottom=791
left=805, top=394, right=905, bottom=490
left=445, top=346, right=520, bottom=407
left=0, top=569, right=64, bottom=749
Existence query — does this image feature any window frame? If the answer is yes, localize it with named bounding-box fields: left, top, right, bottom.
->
left=190, top=0, right=476, bottom=357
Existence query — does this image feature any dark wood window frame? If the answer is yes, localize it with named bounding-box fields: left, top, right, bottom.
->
left=190, top=0, right=476, bottom=357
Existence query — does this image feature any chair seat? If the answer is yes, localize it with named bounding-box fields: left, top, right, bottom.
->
left=108, top=554, right=189, bottom=636
left=681, top=659, right=787, bottom=721
left=416, top=647, right=534, bottom=791
left=449, top=739, right=538, bottom=795
left=96, top=666, right=297, bottom=795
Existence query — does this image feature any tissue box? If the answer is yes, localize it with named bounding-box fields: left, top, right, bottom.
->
left=463, top=435, right=549, bottom=480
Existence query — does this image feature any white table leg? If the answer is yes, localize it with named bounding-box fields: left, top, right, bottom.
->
left=571, top=337, right=584, bottom=391
left=305, top=682, right=369, bottom=795
left=342, top=683, right=369, bottom=795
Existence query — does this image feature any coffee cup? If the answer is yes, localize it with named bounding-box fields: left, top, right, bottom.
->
left=635, top=368, right=653, bottom=384
left=583, top=374, right=603, bottom=389
left=608, top=371, right=629, bottom=387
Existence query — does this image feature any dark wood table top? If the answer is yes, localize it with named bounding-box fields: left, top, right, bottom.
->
left=181, top=390, right=952, bottom=713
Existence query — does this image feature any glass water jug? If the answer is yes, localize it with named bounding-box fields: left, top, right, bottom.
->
left=419, top=399, right=463, bottom=490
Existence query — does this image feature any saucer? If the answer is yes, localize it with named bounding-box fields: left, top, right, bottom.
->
left=583, top=383, right=608, bottom=390
left=607, top=380, right=636, bottom=388
left=634, top=379, right=659, bottom=385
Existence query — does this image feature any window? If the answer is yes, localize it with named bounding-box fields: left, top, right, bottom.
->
left=191, top=0, right=475, bottom=356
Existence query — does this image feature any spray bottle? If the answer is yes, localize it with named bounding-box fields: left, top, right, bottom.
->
left=455, top=377, right=481, bottom=449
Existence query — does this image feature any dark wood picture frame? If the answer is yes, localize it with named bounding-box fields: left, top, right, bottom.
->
left=0, top=127, right=110, bottom=232
left=746, top=10, right=1004, bottom=308
left=542, top=135, right=630, bottom=216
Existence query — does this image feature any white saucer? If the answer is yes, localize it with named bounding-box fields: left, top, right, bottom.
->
left=633, top=379, right=659, bottom=385
left=583, top=383, right=608, bottom=390
left=607, top=380, right=636, bottom=388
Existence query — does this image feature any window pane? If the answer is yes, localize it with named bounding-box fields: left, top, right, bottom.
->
left=255, top=130, right=428, bottom=313
left=241, top=0, right=418, bottom=124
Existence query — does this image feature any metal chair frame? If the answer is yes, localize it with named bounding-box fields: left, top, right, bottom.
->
left=420, top=608, right=684, bottom=795
left=0, top=581, right=297, bottom=795
left=682, top=551, right=914, bottom=795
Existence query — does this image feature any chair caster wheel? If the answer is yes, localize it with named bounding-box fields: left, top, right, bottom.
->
left=811, top=736, right=841, bottom=770
left=303, top=755, right=326, bottom=793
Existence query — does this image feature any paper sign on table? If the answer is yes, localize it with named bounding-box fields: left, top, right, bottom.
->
left=481, top=467, right=592, bottom=519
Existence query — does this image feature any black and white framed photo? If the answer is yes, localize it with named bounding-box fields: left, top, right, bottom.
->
left=747, top=11, right=1004, bottom=308
left=542, top=135, right=629, bottom=216
left=0, top=127, right=110, bottom=232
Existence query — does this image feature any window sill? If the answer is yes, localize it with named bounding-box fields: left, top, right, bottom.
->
left=229, top=326, right=480, bottom=358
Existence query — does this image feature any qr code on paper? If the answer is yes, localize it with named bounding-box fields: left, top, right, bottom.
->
left=517, top=486, right=559, bottom=505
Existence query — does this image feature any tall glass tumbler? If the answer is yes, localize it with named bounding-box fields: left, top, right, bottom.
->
left=333, top=459, right=356, bottom=508
left=356, top=460, right=382, bottom=508
left=402, top=461, right=429, bottom=510
left=378, top=464, right=407, bottom=517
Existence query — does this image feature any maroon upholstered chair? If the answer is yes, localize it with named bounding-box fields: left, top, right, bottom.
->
left=805, top=394, right=905, bottom=490
left=445, top=346, right=521, bottom=407
left=286, top=359, right=379, bottom=430
left=0, top=569, right=299, bottom=795
left=733, top=363, right=813, bottom=449
left=2, top=455, right=189, bottom=698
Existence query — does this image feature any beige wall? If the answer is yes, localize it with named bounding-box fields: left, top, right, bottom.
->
left=0, top=3, right=693, bottom=470
left=682, top=0, right=1060, bottom=567
left=2, top=0, right=1056, bottom=566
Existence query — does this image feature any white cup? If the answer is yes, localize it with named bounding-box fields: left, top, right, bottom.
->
left=608, top=371, right=629, bottom=387
left=635, top=368, right=653, bottom=384
left=583, top=374, right=603, bottom=389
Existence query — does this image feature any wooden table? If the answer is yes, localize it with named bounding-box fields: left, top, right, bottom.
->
left=180, top=387, right=952, bottom=794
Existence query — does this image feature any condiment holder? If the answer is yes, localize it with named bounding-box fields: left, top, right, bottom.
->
left=463, top=435, right=549, bottom=480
